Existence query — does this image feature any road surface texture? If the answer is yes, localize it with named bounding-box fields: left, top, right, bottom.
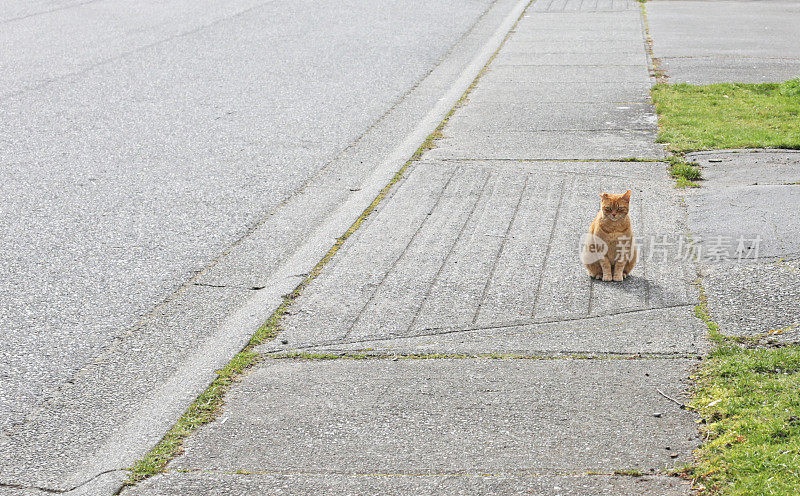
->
left=127, top=0, right=703, bottom=494
left=0, top=0, right=521, bottom=493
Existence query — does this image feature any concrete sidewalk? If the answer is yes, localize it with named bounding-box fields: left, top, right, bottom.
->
left=647, top=0, right=800, bottom=84
left=127, top=1, right=701, bottom=494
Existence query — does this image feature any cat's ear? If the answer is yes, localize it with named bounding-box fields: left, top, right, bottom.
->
left=622, top=190, right=631, bottom=200
left=599, top=192, right=610, bottom=199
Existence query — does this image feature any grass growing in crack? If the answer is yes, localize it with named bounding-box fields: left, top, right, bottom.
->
left=651, top=80, right=800, bottom=153
left=665, top=156, right=702, bottom=188
left=126, top=352, right=262, bottom=484
left=669, top=160, right=702, bottom=188
left=612, top=469, right=644, bottom=477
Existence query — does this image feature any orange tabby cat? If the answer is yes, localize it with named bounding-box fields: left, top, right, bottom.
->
left=581, top=190, right=637, bottom=282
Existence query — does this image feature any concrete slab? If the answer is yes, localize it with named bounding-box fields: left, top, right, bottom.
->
left=686, top=184, right=800, bottom=259
left=702, top=258, right=800, bottom=342
left=467, top=81, right=652, bottom=103
left=518, top=12, right=642, bottom=30
left=127, top=472, right=690, bottom=496
left=494, top=51, right=647, bottom=66
left=428, top=130, right=664, bottom=160
left=683, top=151, right=800, bottom=259
left=168, top=359, right=698, bottom=474
left=284, top=305, right=704, bottom=357
left=686, top=150, right=800, bottom=187
left=503, top=39, right=646, bottom=54
left=270, top=161, right=690, bottom=350
left=647, top=0, right=800, bottom=83
left=483, top=65, right=652, bottom=84
left=445, top=102, right=657, bottom=132
left=678, top=151, right=800, bottom=342
left=530, top=0, right=638, bottom=13
left=508, top=30, right=644, bottom=42
left=655, top=58, right=800, bottom=85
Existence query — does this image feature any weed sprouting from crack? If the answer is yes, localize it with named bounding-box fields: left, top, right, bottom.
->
left=612, top=469, right=645, bottom=477
left=666, top=156, right=703, bottom=188
left=639, top=1, right=667, bottom=84
left=692, top=278, right=725, bottom=345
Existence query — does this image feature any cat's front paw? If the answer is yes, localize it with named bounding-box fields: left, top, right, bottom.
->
left=602, top=274, right=612, bottom=282
left=613, top=274, right=624, bottom=282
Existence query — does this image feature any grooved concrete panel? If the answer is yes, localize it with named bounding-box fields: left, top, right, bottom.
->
left=647, top=0, right=800, bottom=83
left=128, top=472, right=690, bottom=496
left=170, top=359, right=698, bottom=474
left=530, top=0, right=637, bottom=12
left=273, top=161, right=692, bottom=351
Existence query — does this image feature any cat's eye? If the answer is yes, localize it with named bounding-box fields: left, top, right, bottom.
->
left=604, top=207, right=612, bottom=212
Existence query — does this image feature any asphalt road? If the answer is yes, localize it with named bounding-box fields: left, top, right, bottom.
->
left=0, top=0, right=494, bottom=481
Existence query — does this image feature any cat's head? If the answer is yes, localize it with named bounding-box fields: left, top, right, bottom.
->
left=599, top=190, right=631, bottom=221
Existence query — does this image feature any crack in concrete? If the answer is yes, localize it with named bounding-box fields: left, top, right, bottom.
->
left=268, top=351, right=700, bottom=361
left=0, top=469, right=125, bottom=494
left=269, top=302, right=696, bottom=353
left=153, top=467, right=678, bottom=478
left=433, top=158, right=664, bottom=162
left=661, top=56, right=800, bottom=62
left=192, top=282, right=264, bottom=291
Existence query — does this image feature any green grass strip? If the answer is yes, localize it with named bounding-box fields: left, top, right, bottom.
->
left=651, top=80, right=800, bottom=153
left=689, top=345, right=800, bottom=495
left=686, top=279, right=800, bottom=495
